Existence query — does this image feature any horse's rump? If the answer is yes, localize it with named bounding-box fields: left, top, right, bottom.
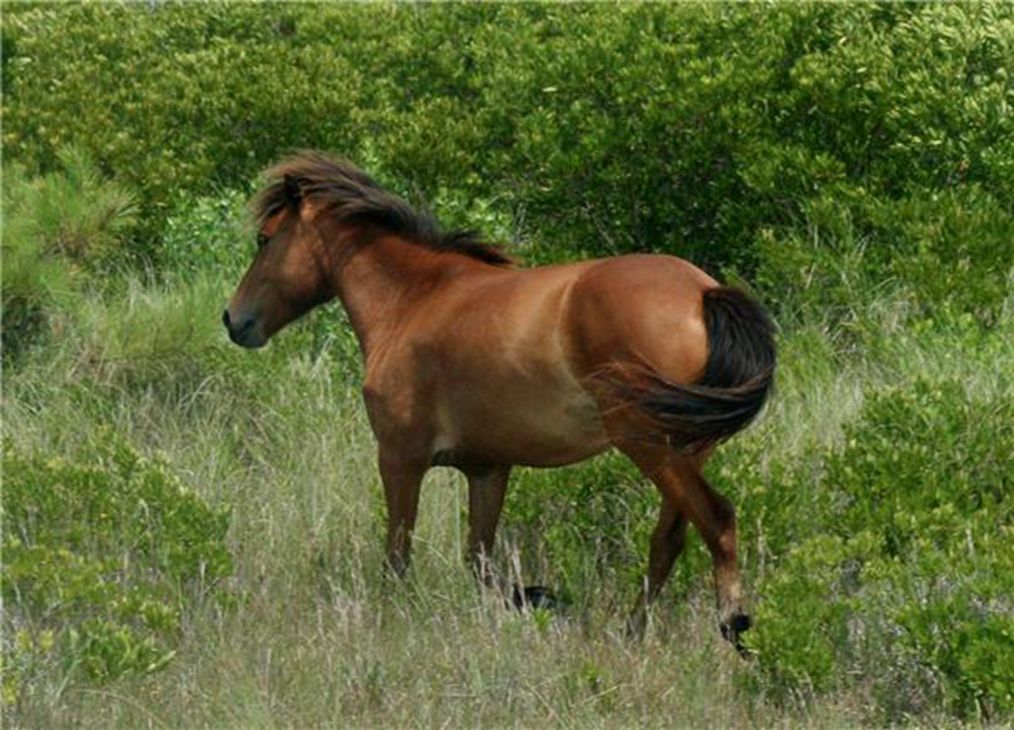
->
left=600, top=286, right=776, bottom=452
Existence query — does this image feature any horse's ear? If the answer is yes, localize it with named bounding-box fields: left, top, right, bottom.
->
left=283, top=174, right=302, bottom=210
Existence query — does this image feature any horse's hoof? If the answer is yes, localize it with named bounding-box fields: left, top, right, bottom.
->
left=720, top=612, right=753, bottom=657
left=511, top=585, right=558, bottom=611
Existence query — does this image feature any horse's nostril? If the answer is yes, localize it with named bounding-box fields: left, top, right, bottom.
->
left=222, top=309, right=231, bottom=330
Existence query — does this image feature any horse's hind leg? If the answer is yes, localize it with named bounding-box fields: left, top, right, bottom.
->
left=463, top=465, right=511, bottom=586
left=626, top=497, right=688, bottom=638
left=619, top=442, right=749, bottom=649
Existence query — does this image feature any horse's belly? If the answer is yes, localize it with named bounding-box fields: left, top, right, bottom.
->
left=434, top=386, right=609, bottom=468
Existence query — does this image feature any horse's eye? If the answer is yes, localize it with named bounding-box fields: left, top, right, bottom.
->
left=257, top=232, right=269, bottom=249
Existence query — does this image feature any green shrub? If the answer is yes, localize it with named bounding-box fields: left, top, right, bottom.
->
left=755, top=186, right=1014, bottom=327
left=4, top=4, right=1012, bottom=317
left=1, top=438, right=232, bottom=706
left=2, top=147, right=136, bottom=266
left=161, top=189, right=250, bottom=280
left=745, top=379, right=1013, bottom=719
left=1, top=148, right=135, bottom=363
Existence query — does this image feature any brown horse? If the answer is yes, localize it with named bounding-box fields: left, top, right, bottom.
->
left=224, top=152, right=775, bottom=648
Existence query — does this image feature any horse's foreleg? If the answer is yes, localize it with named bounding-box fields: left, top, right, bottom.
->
left=464, top=466, right=511, bottom=587
left=379, top=453, right=427, bottom=577
left=627, top=497, right=688, bottom=638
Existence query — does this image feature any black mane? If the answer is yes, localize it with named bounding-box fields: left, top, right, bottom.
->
left=253, top=151, right=514, bottom=267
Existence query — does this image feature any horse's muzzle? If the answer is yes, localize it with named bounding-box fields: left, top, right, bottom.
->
left=222, top=309, right=265, bottom=348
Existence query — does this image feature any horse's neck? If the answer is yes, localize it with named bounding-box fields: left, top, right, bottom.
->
left=324, top=230, right=453, bottom=359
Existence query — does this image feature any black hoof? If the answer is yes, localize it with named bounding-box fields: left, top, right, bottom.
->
left=720, top=613, right=753, bottom=657
left=511, top=585, right=558, bottom=611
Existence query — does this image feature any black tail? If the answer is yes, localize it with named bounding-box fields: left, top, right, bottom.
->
left=617, top=286, right=776, bottom=452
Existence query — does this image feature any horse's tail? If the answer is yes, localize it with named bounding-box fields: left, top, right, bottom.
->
left=612, top=286, right=776, bottom=452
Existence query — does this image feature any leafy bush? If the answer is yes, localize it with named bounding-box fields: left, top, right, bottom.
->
left=2, top=438, right=232, bottom=706
left=4, top=4, right=1012, bottom=317
left=744, top=379, right=1013, bottom=719
left=161, top=189, right=250, bottom=280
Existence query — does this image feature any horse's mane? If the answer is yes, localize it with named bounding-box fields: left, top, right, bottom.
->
left=253, top=151, right=514, bottom=267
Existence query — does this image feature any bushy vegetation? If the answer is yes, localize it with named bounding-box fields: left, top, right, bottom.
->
left=1, top=148, right=135, bottom=363
left=2, top=438, right=232, bottom=707
left=5, top=3, right=1012, bottom=316
left=743, top=375, right=1013, bottom=717
left=2, top=3, right=1012, bottom=727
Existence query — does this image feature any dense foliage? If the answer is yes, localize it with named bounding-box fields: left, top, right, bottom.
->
left=744, top=377, right=1013, bottom=716
left=4, top=3, right=1012, bottom=316
left=2, top=2, right=1012, bottom=726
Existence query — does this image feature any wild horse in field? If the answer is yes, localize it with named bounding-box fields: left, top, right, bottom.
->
left=224, top=152, right=775, bottom=649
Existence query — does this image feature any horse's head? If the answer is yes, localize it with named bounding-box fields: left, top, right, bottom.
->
left=224, top=175, right=335, bottom=348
